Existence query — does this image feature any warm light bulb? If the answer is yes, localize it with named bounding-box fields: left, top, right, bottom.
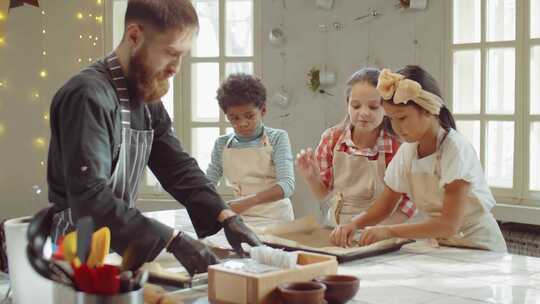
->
left=42, top=29, right=46, bottom=34
left=89, top=35, right=93, bottom=39
left=97, top=0, right=102, bottom=4
left=42, top=51, right=47, bottom=56
left=95, top=16, right=103, bottom=23
left=43, top=112, right=50, bottom=121
left=79, top=35, right=83, bottom=39
left=0, top=12, right=5, bottom=21
left=77, top=12, right=83, bottom=19
left=33, top=92, right=40, bottom=99
left=39, top=70, right=47, bottom=78
left=94, top=36, right=99, bottom=41
left=0, top=36, right=5, bottom=47
left=33, top=137, right=47, bottom=148
left=0, top=81, right=4, bottom=87
left=0, top=124, right=5, bottom=137
left=41, top=10, right=45, bottom=15
left=93, top=42, right=97, bottom=47
left=40, top=161, right=45, bottom=166
left=88, top=58, right=93, bottom=62
left=77, top=58, right=82, bottom=63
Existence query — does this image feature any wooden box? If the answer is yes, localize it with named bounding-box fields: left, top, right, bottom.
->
left=208, top=251, right=337, bottom=304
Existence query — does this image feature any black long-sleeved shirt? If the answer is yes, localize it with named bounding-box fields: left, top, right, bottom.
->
left=47, top=58, right=227, bottom=254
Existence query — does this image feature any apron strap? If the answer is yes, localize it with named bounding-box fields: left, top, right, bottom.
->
left=105, top=53, right=132, bottom=129
left=225, top=128, right=269, bottom=148
left=225, top=133, right=235, bottom=149
left=407, top=127, right=450, bottom=175
left=144, top=105, right=153, bottom=129
left=435, top=128, right=450, bottom=177
left=261, top=132, right=270, bottom=146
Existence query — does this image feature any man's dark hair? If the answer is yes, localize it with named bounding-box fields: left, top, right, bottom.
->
left=125, top=0, right=199, bottom=33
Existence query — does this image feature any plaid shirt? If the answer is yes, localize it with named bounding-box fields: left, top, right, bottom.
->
left=315, top=125, right=416, bottom=218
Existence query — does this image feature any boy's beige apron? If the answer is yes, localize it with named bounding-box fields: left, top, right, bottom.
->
left=223, top=134, right=294, bottom=221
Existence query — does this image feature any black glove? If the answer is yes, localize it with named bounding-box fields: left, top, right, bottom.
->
left=222, top=215, right=263, bottom=256
left=166, top=231, right=219, bottom=276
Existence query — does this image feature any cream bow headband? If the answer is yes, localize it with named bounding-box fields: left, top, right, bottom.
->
left=376, top=69, right=444, bottom=115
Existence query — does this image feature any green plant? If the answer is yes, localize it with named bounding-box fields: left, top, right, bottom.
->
left=307, top=67, right=321, bottom=92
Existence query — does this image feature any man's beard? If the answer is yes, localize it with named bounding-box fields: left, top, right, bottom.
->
left=126, top=47, right=170, bottom=103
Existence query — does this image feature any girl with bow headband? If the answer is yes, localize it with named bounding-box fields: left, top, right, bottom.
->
left=330, top=65, right=507, bottom=252
left=296, top=68, right=416, bottom=228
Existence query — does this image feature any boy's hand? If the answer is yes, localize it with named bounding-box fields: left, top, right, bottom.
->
left=227, top=196, right=256, bottom=214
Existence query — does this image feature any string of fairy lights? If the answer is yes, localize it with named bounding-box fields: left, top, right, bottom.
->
left=0, top=0, right=105, bottom=196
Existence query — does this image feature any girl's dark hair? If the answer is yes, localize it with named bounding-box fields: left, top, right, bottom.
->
left=390, top=65, right=456, bottom=130
left=335, top=68, right=394, bottom=134
left=216, top=73, right=267, bottom=113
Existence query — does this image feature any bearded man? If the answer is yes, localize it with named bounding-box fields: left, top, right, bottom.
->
left=47, top=0, right=261, bottom=276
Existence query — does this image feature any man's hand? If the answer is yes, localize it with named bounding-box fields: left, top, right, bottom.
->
left=166, top=231, right=219, bottom=276
left=222, top=215, right=262, bottom=256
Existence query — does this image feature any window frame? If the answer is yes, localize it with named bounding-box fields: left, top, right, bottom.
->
left=105, top=0, right=261, bottom=199
left=180, top=0, right=262, bottom=196
left=444, top=0, right=540, bottom=209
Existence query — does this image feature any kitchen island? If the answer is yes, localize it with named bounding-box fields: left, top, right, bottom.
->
left=145, top=209, right=540, bottom=304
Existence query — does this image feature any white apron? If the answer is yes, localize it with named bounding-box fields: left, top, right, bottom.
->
left=222, top=133, right=294, bottom=221
left=408, top=129, right=507, bottom=252
left=324, top=136, right=405, bottom=227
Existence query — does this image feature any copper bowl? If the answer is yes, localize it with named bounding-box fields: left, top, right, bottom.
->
left=314, top=275, right=359, bottom=304
left=278, top=281, right=327, bottom=304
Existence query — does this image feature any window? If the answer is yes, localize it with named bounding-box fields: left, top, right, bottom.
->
left=179, top=0, right=259, bottom=195
left=448, top=0, right=540, bottom=204
left=109, top=0, right=259, bottom=197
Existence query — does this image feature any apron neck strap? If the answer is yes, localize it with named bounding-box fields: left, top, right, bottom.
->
left=105, top=52, right=131, bottom=129
left=434, top=127, right=450, bottom=176
left=226, top=129, right=269, bottom=148
left=437, top=127, right=450, bottom=149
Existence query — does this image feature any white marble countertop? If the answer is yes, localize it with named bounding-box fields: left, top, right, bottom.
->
left=146, top=209, right=540, bottom=304
left=2, top=209, right=540, bottom=304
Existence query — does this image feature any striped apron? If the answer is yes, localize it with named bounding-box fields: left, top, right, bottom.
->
left=50, top=53, right=154, bottom=243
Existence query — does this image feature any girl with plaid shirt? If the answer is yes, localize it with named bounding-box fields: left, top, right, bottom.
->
left=297, top=68, right=416, bottom=227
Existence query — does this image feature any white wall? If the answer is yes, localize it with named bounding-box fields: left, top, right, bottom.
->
left=0, top=0, right=447, bottom=221
left=0, top=1, right=105, bottom=220
left=260, top=0, right=446, bottom=218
